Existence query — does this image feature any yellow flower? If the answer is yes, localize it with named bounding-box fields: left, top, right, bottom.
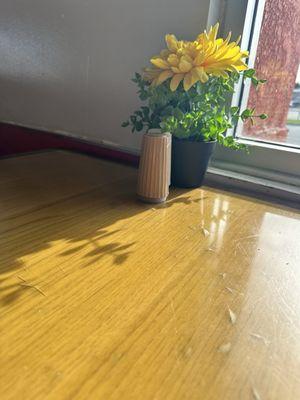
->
left=144, top=23, right=249, bottom=91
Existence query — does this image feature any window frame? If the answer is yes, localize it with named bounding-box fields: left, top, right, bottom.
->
left=209, top=0, right=300, bottom=196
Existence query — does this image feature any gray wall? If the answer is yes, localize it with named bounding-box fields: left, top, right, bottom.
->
left=0, top=0, right=211, bottom=152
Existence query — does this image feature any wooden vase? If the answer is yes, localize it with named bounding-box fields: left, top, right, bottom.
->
left=137, top=130, right=171, bottom=203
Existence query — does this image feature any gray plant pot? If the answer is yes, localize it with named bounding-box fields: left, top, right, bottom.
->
left=171, top=137, right=216, bottom=188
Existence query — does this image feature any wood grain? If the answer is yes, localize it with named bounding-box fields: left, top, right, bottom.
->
left=0, top=151, right=300, bottom=400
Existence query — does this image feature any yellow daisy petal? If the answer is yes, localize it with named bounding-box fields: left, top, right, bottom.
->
left=194, top=66, right=209, bottom=83
left=147, top=23, right=249, bottom=91
left=179, top=58, right=192, bottom=73
left=150, top=58, right=170, bottom=70
left=194, top=51, right=205, bottom=65
left=183, top=72, right=195, bottom=91
left=171, top=66, right=181, bottom=73
left=156, top=70, right=173, bottom=85
left=170, top=73, right=184, bottom=91
left=167, top=54, right=180, bottom=67
left=208, top=23, right=219, bottom=41
left=165, top=34, right=179, bottom=52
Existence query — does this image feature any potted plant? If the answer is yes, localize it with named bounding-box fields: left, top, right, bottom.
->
left=123, top=23, right=267, bottom=188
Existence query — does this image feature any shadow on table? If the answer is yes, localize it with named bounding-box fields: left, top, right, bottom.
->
left=0, top=175, right=201, bottom=306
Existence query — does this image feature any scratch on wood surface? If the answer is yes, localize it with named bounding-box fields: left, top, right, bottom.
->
left=250, top=333, right=270, bottom=346
left=207, top=247, right=217, bottom=253
left=272, top=282, right=296, bottom=322
left=201, top=227, right=210, bottom=237
left=235, top=242, right=249, bottom=257
left=234, top=234, right=259, bottom=242
left=58, top=264, right=67, bottom=276
left=228, top=307, right=237, bottom=324
left=218, top=342, right=231, bottom=353
left=233, top=234, right=259, bottom=256
left=17, top=276, right=46, bottom=297
left=251, top=386, right=261, bottom=400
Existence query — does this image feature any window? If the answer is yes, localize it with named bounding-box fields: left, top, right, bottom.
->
left=236, top=0, right=300, bottom=149
left=210, top=0, right=300, bottom=197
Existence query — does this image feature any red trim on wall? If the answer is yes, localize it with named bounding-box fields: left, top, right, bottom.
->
left=0, top=122, right=139, bottom=166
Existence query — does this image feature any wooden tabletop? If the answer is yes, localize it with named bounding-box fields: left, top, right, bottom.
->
left=0, top=151, right=300, bottom=400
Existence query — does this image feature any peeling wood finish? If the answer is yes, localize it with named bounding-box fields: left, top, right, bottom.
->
left=0, top=151, right=300, bottom=400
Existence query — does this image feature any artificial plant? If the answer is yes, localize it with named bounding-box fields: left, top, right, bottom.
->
left=123, top=23, right=267, bottom=150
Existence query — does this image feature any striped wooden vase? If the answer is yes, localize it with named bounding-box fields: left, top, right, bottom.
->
left=137, top=130, right=171, bottom=203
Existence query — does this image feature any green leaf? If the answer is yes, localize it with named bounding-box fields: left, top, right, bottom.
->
left=259, top=113, right=268, bottom=119
left=139, top=92, right=148, bottom=101
left=161, top=106, right=174, bottom=116
left=121, top=121, right=129, bottom=127
left=141, top=106, right=150, bottom=116
left=173, top=108, right=184, bottom=120
left=136, top=120, right=143, bottom=132
left=241, top=108, right=253, bottom=121
left=244, top=69, right=256, bottom=78
left=124, top=73, right=265, bottom=151
left=230, top=106, right=239, bottom=115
